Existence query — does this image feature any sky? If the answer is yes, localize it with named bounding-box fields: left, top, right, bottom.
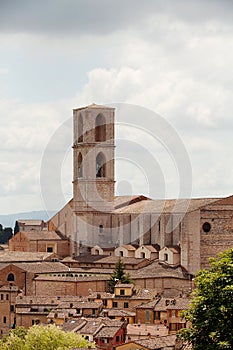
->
left=1, top=0, right=233, bottom=215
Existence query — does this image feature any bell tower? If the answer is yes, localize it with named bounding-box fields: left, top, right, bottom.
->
left=72, top=104, right=115, bottom=253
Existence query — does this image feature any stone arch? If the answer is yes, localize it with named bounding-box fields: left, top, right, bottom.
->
left=95, top=114, right=106, bottom=142
left=96, top=152, right=106, bottom=177
left=78, top=152, right=83, bottom=178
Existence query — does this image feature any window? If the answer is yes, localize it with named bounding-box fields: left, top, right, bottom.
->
left=92, top=308, right=96, bottom=315
left=99, top=225, right=103, bottom=234
left=113, top=302, right=118, bottom=308
left=78, top=152, right=83, bottom=178
left=7, top=273, right=14, bottom=282
left=116, top=335, right=120, bottom=342
left=1, top=294, right=3, bottom=300
left=76, top=309, right=81, bottom=314
left=141, top=252, right=145, bottom=258
left=120, top=289, right=125, bottom=296
left=124, top=302, right=129, bottom=308
left=158, top=219, right=161, bottom=232
left=202, top=222, right=211, bottom=233
left=78, top=114, right=83, bottom=142
left=32, top=319, right=40, bottom=325
left=172, top=310, right=176, bottom=318
left=10, top=305, right=14, bottom=312
left=170, top=323, right=178, bottom=331
left=146, top=310, right=150, bottom=322
left=95, top=114, right=106, bottom=142
left=120, top=251, right=124, bottom=257
left=164, top=253, right=168, bottom=261
left=6, top=294, right=9, bottom=300
left=154, top=311, right=161, bottom=320
left=47, top=247, right=53, bottom=253
left=96, top=152, right=106, bottom=177
left=3, top=316, right=6, bottom=323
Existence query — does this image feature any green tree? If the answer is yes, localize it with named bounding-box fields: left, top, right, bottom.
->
left=0, top=324, right=92, bottom=350
left=14, top=221, right=20, bottom=234
left=108, top=257, right=132, bottom=292
left=0, top=226, right=13, bottom=244
left=178, top=248, right=233, bottom=350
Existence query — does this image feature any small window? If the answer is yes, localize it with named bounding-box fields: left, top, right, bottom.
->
left=141, top=252, right=146, bottom=258
left=10, top=305, right=14, bottom=312
left=113, top=302, right=118, bottom=308
left=120, top=251, right=123, bottom=257
left=92, top=308, right=96, bottom=315
left=7, top=273, right=14, bottom=282
left=202, top=222, right=211, bottom=233
left=124, top=302, right=129, bottom=308
left=6, top=294, right=9, bottom=300
left=164, top=253, right=168, bottom=261
left=47, top=247, right=53, bottom=253
left=116, top=335, right=120, bottom=342
left=120, top=289, right=125, bottom=296
left=99, top=225, right=103, bottom=234
left=1, top=294, right=3, bottom=300
left=3, top=316, right=6, bottom=323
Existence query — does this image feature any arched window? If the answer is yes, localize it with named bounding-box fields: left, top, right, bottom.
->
left=96, top=152, right=106, bottom=178
left=78, top=153, right=83, bottom=178
left=7, top=273, right=14, bottom=282
left=95, top=114, right=106, bottom=142
left=78, top=114, right=83, bottom=142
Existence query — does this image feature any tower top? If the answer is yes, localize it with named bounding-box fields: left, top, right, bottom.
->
left=73, top=103, right=115, bottom=112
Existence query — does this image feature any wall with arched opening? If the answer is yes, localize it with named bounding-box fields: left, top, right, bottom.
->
left=95, top=114, right=106, bottom=142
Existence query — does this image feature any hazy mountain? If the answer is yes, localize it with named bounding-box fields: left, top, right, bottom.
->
left=0, top=210, right=57, bottom=229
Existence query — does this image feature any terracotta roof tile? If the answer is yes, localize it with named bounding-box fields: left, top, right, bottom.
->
left=0, top=251, right=55, bottom=262
left=134, top=335, right=176, bottom=349
left=95, top=326, right=120, bottom=338
left=17, top=230, right=65, bottom=240
left=127, top=324, right=168, bottom=338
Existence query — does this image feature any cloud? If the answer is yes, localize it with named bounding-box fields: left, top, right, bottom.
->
left=0, top=0, right=232, bottom=36
left=0, top=0, right=233, bottom=214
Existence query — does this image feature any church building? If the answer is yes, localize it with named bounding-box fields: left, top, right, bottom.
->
left=48, top=104, right=233, bottom=275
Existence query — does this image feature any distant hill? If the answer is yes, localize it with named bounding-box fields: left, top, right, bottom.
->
left=0, top=210, right=57, bottom=229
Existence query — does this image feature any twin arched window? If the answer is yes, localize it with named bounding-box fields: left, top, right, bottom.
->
left=95, top=114, right=106, bottom=142
left=96, top=152, right=106, bottom=178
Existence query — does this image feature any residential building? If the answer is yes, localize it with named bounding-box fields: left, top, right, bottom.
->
left=8, top=230, right=70, bottom=258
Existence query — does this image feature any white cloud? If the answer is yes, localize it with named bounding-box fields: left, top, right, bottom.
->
left=0, top=0, right=233, bottom=214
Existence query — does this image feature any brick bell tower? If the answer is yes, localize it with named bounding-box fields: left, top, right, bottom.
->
left=72, top=104, right=115, bottom=255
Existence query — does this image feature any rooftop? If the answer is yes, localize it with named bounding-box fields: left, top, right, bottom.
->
left=0, top=251, right=56, bottom=262
left=16, top=230, right=66, bottom=241
left=133, top=335, right=177, bottom=349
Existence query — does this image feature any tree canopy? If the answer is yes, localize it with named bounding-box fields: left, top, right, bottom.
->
left=108, top=257, right=132, bottom=292
left=178, top=248, right=233, bottom=350
left=0, top=224, right=13, bottom=244
left=0, top=324, right=92, bottom=350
